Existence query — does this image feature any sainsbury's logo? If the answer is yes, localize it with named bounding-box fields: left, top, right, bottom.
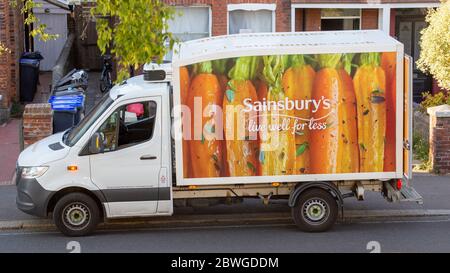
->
left=242, top=96, right=332, bottom=113
left=172, top=96, right=336, bottom=144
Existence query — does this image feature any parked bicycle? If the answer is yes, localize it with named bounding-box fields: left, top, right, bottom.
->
left=100, top=55, right=113, bottom=93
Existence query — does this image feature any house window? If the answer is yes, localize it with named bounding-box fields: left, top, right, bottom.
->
left=165, top=6, right=210, bottom=61
left=168, top=6, right=211, bottom=41
left=321, top=8, right=361, bottom=31
left=228, top=4, right=276, bottom=34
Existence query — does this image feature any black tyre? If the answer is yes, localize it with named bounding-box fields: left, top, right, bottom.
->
left=291, top=188, right=338, bottom=232
left=53, top=192, right=101, bottom=237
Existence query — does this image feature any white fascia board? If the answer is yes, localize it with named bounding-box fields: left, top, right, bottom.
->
left=228, top=3, right=277, bottom=12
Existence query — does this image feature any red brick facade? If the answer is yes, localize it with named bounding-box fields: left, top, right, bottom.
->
left=0, top=0, right=442, bottom=123
left=0, top=0, right=22, bottom=122
left=0, top=0, right=12, bottom=110
left=22, top=103, right=53, bottom=147
left=164, top=0, right=292, bottom=35
left=162, top=1, right=382, bottom=33
left=428, top=106, right=450, bottom=174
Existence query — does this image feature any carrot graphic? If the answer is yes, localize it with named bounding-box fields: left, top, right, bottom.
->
left=180, top=66, right=191, bottom=177
left=258, top=55, right=295, bottom=176
left=353, top=53, right=386, bottom=172
left=381, top=52, right=397, bottom=172
left=188, top=61, right=224, bottom=178
left=282, top=55, right=315, bottom=174
left=213, top=59, right=230, bottom=93
left=310, top=54, right=359, bottom=174
left=337, top=55, right=360, bottom=173
left=223, top=57, right=260, bottom=176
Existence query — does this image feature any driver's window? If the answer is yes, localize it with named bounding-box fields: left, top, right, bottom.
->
left=95, top=100, right=157, bottom=152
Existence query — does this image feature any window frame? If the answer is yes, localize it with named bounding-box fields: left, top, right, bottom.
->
left=227, top=3, right=276, bottom=35
left=320, top=8, right=362, bottom=31
left=169, top=6, right=212, bottom=41
left=81, top=99, right=159, bottom=156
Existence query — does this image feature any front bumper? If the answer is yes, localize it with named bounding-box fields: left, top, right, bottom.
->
left=16, top=170, right=54, bottom=218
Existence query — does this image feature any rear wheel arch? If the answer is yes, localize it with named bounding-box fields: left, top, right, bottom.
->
left=288, top=181, right=344, bottom=209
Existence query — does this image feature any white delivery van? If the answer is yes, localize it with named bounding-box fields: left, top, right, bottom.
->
left=16, top=31, right=422, bottom=236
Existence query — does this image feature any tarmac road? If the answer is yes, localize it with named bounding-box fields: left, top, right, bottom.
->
left=1, top=216, right=450, bottom=253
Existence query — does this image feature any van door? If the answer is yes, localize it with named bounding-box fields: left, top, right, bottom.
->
left=89, top=97, right=164, bottom=217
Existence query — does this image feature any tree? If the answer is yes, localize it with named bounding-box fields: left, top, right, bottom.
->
left=4, top=0, right=175, bottom=83
left=417, top=0, right=450, bottom=90
left=92, top=0, right=176, bottom=81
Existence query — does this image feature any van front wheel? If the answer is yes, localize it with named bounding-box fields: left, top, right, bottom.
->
left=292, top=188, right=338, bottom=232
left=53, top=193, right=100, bottom=237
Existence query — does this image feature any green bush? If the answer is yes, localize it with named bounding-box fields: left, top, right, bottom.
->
left=10, top=100, right=24, bottom=118
left=412, top=131, right=431, bottom=171
left=420, top=91, right=450, bottom=112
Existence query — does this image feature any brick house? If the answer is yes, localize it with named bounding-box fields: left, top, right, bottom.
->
left=161, top=0, right=441, bottom=101
left=0, top=0, right=23, bottom=123
left=74, top=0, right=441, bottom=101
left=0, top=0, right=443, bottom=123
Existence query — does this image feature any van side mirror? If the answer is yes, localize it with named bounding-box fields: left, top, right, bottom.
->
left=89, top=132, right=105, bottom=154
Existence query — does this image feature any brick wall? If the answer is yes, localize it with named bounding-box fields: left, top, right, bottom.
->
left=361, top=9, right=378, bottom=30
left=9, top=1, right=23, bottom=102
left=0, top=0, right=11, bottom=112
left=0, top=0, right=22, bottom=123
left=164, top=0, right=291, bottom=35
left=22, top=103, right=53, bottom=147
left=428, top=105, right=450, bottom=174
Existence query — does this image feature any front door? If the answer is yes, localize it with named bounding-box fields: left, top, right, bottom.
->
left=396, top=15, right=431, bottom=102
left=90, top=97, right=163, bottom=217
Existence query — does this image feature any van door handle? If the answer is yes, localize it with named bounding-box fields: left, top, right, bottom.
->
left=140, top=155, right=157, bottom=160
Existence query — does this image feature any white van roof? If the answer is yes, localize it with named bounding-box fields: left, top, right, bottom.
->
left=172, top=30, right=403, bottom=66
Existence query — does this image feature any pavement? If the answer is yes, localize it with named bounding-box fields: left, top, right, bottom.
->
left=0, top=119, right=20, bottom=186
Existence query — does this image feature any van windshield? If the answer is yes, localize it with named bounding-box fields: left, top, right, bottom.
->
left=63, top=94, right=113, bottom=147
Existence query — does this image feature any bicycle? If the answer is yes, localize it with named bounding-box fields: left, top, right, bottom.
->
left=100, top=55, right=113, bottom=93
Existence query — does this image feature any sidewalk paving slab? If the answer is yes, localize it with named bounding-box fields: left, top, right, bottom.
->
left=0, top=119, right=20, bottom=186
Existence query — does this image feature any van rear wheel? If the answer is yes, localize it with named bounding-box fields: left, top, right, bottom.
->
left=53, top=193, right=100, bottom=237
left=292, top=188, right=338, bottom=232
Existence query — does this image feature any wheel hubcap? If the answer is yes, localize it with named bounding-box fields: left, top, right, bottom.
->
left=302, top=198, right=329, bottom=225
left=63, top=202, right=90, bottom=230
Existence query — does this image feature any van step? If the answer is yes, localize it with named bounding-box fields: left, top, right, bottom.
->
left=400, top=185, right=423, bottom=204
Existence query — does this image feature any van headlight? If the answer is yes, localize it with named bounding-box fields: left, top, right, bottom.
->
left=21, top=166, right=49, bottom=179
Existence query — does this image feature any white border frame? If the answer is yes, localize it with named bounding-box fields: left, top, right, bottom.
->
left=404, top=54, right=414, bottom=180
left=227, top=3, right=276, bottom=34
left=172, top=35, right=404, bottom=186
left=290, top=2, right=440, bottom=33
